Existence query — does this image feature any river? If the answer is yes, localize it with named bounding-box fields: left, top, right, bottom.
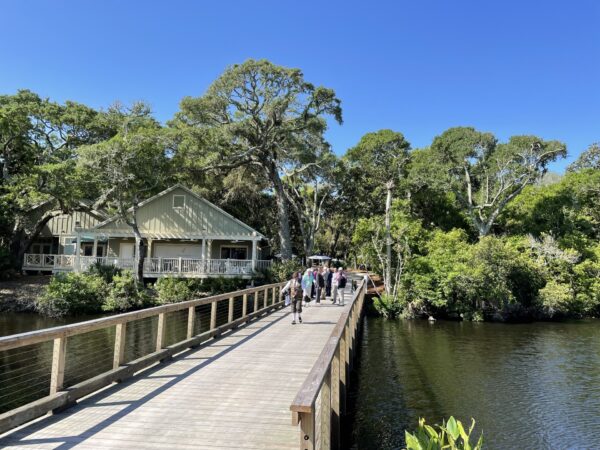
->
left=350, top=317, right=600, bottom=449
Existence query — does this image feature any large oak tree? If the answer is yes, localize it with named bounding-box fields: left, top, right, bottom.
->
left=170, top=59, right=342, bottom=260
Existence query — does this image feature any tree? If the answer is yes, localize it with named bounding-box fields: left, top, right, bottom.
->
left=77, top=103, right=171, bottom=282
left=568, top=142, right=600, bottom=172
left=0, top=90, right=115, bottom=267
left=170, top=59, right=342, bottom=260
left=345, top=129, right=411, bottom=294
left=429, top=127, right=566, bottom=237
left=283, top=141, right=337, bottom=257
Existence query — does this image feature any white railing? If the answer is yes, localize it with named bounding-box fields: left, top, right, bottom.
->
left=24, top=254, right=272, bottom=277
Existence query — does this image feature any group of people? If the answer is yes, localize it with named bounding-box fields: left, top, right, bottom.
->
left=280, top=266, right=348, bottom=325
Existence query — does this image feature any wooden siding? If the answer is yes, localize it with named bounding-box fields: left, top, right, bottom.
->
left=40, top=211, right=103, bottom=237
left=97, top=187, right=256, bottom=237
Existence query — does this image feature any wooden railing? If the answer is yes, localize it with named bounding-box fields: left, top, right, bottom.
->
left=0, top=281, right=286, bottom=434
left=23, top=254, right=273, bottom=276
left=290, top=279, right=366, bottom=450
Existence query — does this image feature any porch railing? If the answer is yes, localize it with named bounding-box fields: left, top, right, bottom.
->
left=23, top=254, right=272, bottom=276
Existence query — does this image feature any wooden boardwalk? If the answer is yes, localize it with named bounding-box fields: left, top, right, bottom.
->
left=0, top=285, right=356, bottom=449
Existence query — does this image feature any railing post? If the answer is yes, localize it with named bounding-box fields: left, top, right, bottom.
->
left=156, top=312, right=166, bottom=351
left=272, top=286, right=276, bottom=306
left=299, top=411, right=315, bottom=450
left=50, top=337, right=67, bottom=395
left=210, top=300, right=217, bottom=334
left=113, top=323, right=127, bottom=370
left=320, top=367, right=332, bottom=449
left=228, top=296, right=234, bottom=323
left=331, top=343, right=341, bottom=450
left=187, top=306, right=196, bottom=339
left=242, top=293, right=248, bottom=319
left=254, top=291, right=259, bottom=312
left=264, top=287, right=268, bottom=307
left=178, top=257, right=182, bottom=273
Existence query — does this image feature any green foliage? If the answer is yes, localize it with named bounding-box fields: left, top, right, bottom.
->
left=373, top=293, right=405, bottom=319
left=36, top=272, right=108, bottom=317
left=268, top=260, right=305, bottom=282
left=87, top=261, right=122, bottom=284
left=404, top=416, right=483, bottom=450
left=102, top=271, right=153, bottom=312
left=190, top=277, right=248, bottom=296
left=155, top=277, right=193, bottom=304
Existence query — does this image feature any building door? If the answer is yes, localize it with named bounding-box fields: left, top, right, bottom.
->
left=120, top=243, right=135, bottom=260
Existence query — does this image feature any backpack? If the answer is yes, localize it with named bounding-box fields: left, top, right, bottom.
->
left=338, top=275, right=347, bottom=289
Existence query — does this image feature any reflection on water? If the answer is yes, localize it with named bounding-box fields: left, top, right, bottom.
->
left=351, top=318, right=600, bottom=449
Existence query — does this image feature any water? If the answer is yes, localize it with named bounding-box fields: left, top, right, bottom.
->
left=351, top=317, right=600, bottom=449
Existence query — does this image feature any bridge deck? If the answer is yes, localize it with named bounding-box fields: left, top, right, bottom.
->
left=0, top=288, right=354, bottom=449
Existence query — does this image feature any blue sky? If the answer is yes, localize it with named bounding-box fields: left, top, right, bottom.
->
left=2, top=0, right=598, bottom=172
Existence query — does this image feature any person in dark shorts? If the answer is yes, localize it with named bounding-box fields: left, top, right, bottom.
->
left=280, top=271, right=303, bottom=324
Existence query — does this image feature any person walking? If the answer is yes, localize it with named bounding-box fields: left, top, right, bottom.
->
left=332, top=267, right=347, bottom=306
left=326, top=266, right=334, bottom=298
left=320, top=267, right=328, bottom=301
left=280, top=271, right=302, bottom=324
left=301, top=268, right=314, bottom=307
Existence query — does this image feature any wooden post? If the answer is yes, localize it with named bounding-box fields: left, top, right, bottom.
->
left=178, top=257, right=182, bottom=273
left=331, top=344, right=341, bottom=450
left=242, top=293, right=248, bottom=319
left=156, top=313, right=166, bottom=351
left=113, top=323, right=127, bottom=370
left=50, top=337, right=67, bottom=395
left=187, top=306, right=196, bottom=339
left=339, top=330, right=347, bottom=415
left=254, top=292, right=258, bottom=312
left=228, top=296, right=234, bottom=323
left=320, top=368, right=332, bottom=449
left=299, top=411, right=315, bottom=450
left=272, top=286, right=276, bottom=306
left=264, top=288, right=268, bottom=307
left=210, top=301, right=217, bottom=331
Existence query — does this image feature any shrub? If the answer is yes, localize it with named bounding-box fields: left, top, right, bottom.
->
left=404, top=416, right=483, bottom=450
left=373, top=293, right=404, bottom=319
left=103, top=271, right=153, bottom=312
left=36, top=272, right=108, bottom=317
left=87, top=261, right=122, bottom=284
left=0, top=245, right=16, bottom=280
left=193, top=277, right=248, bottom=296
left=267, top=260, right=304, bottom=283
left=155, top=277, right=192, bottom=304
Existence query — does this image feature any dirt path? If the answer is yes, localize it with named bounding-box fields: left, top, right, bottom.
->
left=0, top=276, right=50, bottom=312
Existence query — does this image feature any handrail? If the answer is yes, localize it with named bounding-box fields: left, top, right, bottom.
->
left=0, top=281, right=286, bottom=434
left=289, top=277, right=367, bottom=449
left=0, top=281, right=282, bottom=351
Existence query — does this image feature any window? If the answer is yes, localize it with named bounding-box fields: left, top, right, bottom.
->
left=173, top=195, right=185, bottom=208
left=220, top=246, right=248, bottom=260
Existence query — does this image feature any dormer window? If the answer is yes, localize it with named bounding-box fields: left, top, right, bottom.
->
left=173, top=195, right=185, bottom=209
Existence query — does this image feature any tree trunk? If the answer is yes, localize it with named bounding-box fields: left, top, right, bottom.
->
left=13, top=210, right=62, bottom=271
left=269, top=165, right=293, bottom=260
left=384, top=181, right=393, bottom=295
left=131, top=225, right=146, bottom=283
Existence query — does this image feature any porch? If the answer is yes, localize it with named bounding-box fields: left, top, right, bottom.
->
left=23, top=254, right=272, bottom=278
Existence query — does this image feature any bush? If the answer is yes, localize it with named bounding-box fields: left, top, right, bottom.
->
left=103, top=271, right=153, bottom=312
left=373, top=293, right=404, bottom=319
left=267, top=260, right=304, bottom=283
left=155, top=277, right=192, bottom=304
left=87, top=261, right=122, bottom=284
left=404, top=416, right=483, bottom=450
left=192, top=277, right=248, bottom=296
left=36, top=272, right=108, bottom=317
